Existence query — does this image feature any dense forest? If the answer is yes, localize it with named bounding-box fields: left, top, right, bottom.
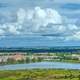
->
left=0, top=46, right=80, bottom=53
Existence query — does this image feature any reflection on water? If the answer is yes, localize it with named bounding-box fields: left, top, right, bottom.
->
left=0, top=62, right=80, bottom=70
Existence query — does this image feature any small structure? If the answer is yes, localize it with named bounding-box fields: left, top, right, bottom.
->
left=10, top=53, right=26, bottom=61
left=72, top=54, right=80, bottom=60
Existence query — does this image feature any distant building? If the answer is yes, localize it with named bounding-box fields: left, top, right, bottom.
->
left=11, top=53, right=26, bottom=61
left=72, top=54, right=80, bottom=60
left=0, top=56, right=8, bottom=62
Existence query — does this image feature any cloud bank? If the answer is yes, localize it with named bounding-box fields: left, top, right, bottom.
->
left=0, top=6, right=80, bottom=41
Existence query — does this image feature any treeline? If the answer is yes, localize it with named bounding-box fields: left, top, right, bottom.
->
left=0, top=47, right=80, bottom=53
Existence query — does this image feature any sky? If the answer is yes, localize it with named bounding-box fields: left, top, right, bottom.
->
left=0, top=0, right=80, bottom=47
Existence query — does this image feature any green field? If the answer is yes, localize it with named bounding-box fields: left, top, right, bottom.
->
left=0, top=69, right=80, bottom=80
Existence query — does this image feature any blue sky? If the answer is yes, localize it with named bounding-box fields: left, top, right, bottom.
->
left=0, top=0, right=80, bottom=47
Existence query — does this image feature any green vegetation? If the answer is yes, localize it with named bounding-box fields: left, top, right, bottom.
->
left=0, top=69, right=80, bottom=80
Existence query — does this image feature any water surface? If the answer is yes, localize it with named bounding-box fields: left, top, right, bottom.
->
left=0, top=62, right=80, bottom=70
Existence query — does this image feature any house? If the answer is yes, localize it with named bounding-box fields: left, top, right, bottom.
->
left=0, top=56, right=8, bottom=62
left=10, top=53, right=26, bottom=61
left=72, top=54, right=80, bottom=60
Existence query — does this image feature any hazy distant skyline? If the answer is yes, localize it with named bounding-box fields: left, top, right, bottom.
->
left=0, top=0, right=80, bottom=47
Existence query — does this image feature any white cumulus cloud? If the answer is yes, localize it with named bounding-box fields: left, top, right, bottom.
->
left=25, top=7, right=62, bottom=32
left=0, top=6, right=80, bottom=41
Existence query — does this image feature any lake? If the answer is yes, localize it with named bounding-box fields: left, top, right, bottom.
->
left=0, top=62, right=80, bottom=70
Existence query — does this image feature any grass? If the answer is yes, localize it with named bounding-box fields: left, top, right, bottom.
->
left=0, top=69, right=80, bottom=80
